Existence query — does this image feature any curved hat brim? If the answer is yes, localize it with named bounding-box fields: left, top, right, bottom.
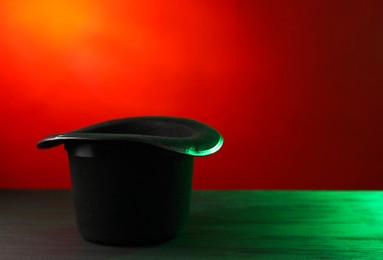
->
left=37, top=116, right=223, bottom=156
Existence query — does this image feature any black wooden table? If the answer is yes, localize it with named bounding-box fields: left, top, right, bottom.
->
left=1, top=190, right=382, bottom=259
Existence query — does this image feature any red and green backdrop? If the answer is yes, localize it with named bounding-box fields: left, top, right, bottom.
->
left=0, top=0, right=382, bottom=189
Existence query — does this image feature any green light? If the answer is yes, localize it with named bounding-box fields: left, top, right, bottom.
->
left=185, top=136, right=224, bottom=156
left=112, top=191, right=383, bottom=259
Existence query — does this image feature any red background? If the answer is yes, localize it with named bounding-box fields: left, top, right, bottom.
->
left=0, top=0, right=382, bottom=189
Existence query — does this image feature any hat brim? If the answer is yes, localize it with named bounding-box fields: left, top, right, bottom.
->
left=37, top=116, right=223, bottom=156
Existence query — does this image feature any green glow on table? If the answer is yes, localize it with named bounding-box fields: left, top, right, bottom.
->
left=124, top=191, right=383, bottom=259
left=2, top=190, right=382, bottom=259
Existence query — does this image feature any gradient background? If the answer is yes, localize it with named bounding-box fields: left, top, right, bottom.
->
left=0, top=0, right=382, bottom=189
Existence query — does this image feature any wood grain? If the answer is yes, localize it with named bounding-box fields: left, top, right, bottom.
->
left=1, top=190, right=382, bottom=259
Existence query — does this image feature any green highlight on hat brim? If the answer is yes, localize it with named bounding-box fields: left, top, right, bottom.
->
left=184, top=136, right=224, bottom=156
left=37, top=116, right=224, bottom=157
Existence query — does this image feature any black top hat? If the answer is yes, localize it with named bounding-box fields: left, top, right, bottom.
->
left=37, top=116, right=223, bottom=245
left=37, top=116, right=223, bottom=156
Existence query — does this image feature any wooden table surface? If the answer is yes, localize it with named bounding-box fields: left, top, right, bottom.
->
left=1, top=190, right=382, bottom=259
